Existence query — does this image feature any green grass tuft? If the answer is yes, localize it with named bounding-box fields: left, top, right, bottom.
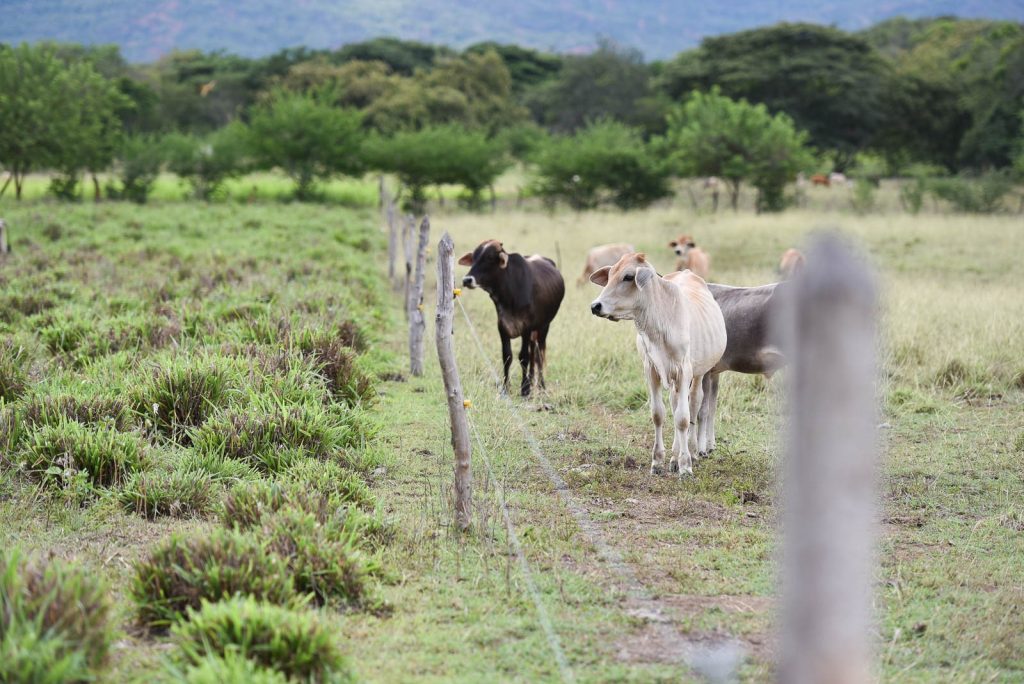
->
left=170, top=597, right=349, bottom=683
left=0, top=340, right=30, bottom=402
left=119, top=468, right=216, bottom=519
left=134, top=357, right=232, bottom=443
left=20, top=421, right=146, bottom=490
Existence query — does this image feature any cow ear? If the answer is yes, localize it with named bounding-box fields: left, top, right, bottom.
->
left=590, top=266, right=610, bottom=287
left=498, top=251, right=508, bottom=269
left=636, top=268, right=655, bottom=290
left=458, top=252, right=474, bottom=266
left=668, top=241, right=677, bottom=247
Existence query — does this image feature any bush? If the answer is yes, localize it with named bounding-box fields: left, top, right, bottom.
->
left=165, top=652, right=289, bottom=684
left=107, top=135, right=164, bottom=204
left=0, top=548, right=113, bottom=682
left=164, top=124, right=250, bottom=200
left=263, top=507, right=374, bottom=606
left=132, top=528, right=296, bottom=631
left=927, top=171, right=1014, bottom=213
left=171, top=597, right=348, bottom=683
left=21, top=421, right=145, bottom=490
left=48, top=174, right=82, bottom=202
left=192, top=403, right=358, bottom=473
left=119, top=468, right=215, bottom=519
left=850, top=178, right=876, bottom=214
left=293, top=329, right=374, bottom=405
left=0, top=340, right=29, bottom=402
left=134, top=358, right=231, bottom=443
left=532, top=120, right=672, bottom=210
left=899, top=175, right=927, bottom=214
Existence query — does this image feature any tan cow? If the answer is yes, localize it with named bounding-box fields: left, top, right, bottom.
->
left=590, top=253, right=726, bottom=477
left=578, top=242, right=634, bottom=285
left=668, top=235, right=711, bottom=280
left=778, top=248, right=805, bottom=280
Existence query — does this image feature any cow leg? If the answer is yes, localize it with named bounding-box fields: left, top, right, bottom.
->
left=499, top=328, right=513, bottom=395
left=536, top=325, right=550, bottom=390
left=706, top=374, right=720, bottom=453
left=697, top=374, right=712, bottom=457
left=688, top=373, right=704, bottom=460
left=645, top=363, right=666, bottom=475
left=519, top=336, right=532, bottom=397
left=672, top=367, right=695, bottom=477
left=667, top=380, right=683, bottom=473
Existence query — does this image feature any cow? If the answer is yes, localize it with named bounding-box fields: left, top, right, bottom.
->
left=778, top=248, right=805, bottom=280
left=459, top=240, right=565, bottom=397
left=579, top=243, right=634, bottom=286
left=590, top=254, right=727, bottom=477
left=696, top=282, right=789, bottom=455
left=829, top=172, right=849, bottom=187
left=810, top=174, right=830, bottom=187
left=668, top=235, right=711, bottom=280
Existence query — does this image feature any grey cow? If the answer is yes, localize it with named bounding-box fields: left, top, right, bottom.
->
left=697, top=282, right=789, bottom=455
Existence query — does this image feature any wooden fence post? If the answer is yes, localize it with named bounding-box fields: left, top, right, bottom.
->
left=402, top=213, right=415, bottom=308
left=0, top=219, right=8, bottom=255
left=779, top=233, right=878, bottom=684
left=386, top=199, right=397, bottom=282
left=408, top=216, right=430, bottom=376
left=435, top=232, right=472, bottom=532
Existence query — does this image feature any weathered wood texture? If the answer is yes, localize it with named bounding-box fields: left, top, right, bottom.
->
left=779, top=233, right=878, bottom=684
left=435, top=232, right=472, bottom=531
left=408, top=216, right=430, bottom=376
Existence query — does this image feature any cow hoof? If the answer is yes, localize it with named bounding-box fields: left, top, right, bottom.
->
left=668, top=461, right=679, bottom=473
left=650, top=465, right=663, bottom=476
left=678, top=468, right=694, bottom=479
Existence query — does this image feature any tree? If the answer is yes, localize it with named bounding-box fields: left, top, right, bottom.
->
left=661, top=24, right=890, bottom=169
left=0, top=44, right=73, bottom=199
left=363, top=126, right=510, bottom=212
left=527, top=39, right=661, bottom=134
left=248, top=91, right=364, bottom=199
left=664, top=88, right=813, bottom=212
left=164, top=123, right=249, bottom=200
left=532, top=120, right=672, bottom=210
left=464, top=42, right=562, bottom=95
left=106, top=135, right=164, bottom=204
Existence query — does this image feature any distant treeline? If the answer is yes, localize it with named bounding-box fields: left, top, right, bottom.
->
left=1, top=17, right=1023, bottom=211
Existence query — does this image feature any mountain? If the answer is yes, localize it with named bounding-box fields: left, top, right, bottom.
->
left=3, top=0, right=1022, bottom=62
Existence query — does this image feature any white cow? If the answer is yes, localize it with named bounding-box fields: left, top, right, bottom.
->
left=578, top=242, right=634, bottom=285
left=590, top=253, right=727, bottom=476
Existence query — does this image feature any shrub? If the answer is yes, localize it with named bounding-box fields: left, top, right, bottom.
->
left=132, top=528, right=296, bottom=631
left=171, top=597, right=348, bottom=683
left=0, top=339, right=29, bottom=402
left=0, top=548, right=113, bottom=681
left=532, top=120, right=672, bottom=210
left=134, top=358, right=231, bottom=443
left=165, top=652, right=289, bottom=684
left=119, top=468, right=215, bottom=519
left=22, top=394, right=132, bottom=431
left=164, top=124, right=250, bottom=200
left=899, top=175, right=927, bottom=214
left=106, top=135, right=164, bottom=204
left=263, top=508, right=374, bottom=606
left=293, top=330, right=374, bottom=405
left=192, top=404, right=357, bottom=473
left=850, top=178, right=876, bottom=214
left=927, top=171, right=1014, bottom=213
left=21, top=421, right=145, bottom=489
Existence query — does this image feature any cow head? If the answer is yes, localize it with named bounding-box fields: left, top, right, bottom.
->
left=669, top=235, right=697, bottom=257
left=589, top=253, right=656, bottom=321
left=458, top=239, right=508, bottom=291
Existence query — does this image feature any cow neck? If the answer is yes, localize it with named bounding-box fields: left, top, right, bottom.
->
left=490, top=254, right=533, bottom=312
left=634, top=275, right=682, bottom=342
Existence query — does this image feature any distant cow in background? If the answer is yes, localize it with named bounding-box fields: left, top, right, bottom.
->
left=579, top=243, right=634, bottom=285
left=460, top=240, right=565, bottom=396
left=669, top=235, right=711, bottom=280
left=829, top=172, right=849, bottom=187
left=779, top=248, right=805, bottom=280
left=810, top=174, right=830, bottom=187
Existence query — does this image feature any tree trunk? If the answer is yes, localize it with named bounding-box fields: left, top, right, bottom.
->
left=0, top=173, right=12, bottom=199
left=92, top=173, right=102, bottom=202
left=14, top=172, right=23, bottom=201
left=408, top=216, right=430, bottom=376
left=779, top=233, right=878, bottom=684
left=435, top=232, right=472, bottom=532
left=489, top=184, right=497, bottom=213
left=730, top=180, right=740, bottom=211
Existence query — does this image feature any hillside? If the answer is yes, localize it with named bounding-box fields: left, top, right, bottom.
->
left=4, top=0, right=1022, bottom=62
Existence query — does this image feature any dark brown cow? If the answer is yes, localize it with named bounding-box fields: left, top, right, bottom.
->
left=459, top=240, right=565, bottom=396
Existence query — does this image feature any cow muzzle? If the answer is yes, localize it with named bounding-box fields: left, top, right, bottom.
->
left=462, top=275, right=477, bottom=289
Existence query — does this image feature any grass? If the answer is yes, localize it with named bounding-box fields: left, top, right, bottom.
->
left=0, top=190, right=1021, bottom=681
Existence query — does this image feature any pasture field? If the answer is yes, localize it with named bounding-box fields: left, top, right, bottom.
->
left=0, top=196, right=1022, bottom=682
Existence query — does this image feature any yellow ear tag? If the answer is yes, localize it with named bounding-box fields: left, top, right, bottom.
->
left=463, top=399, right=472, bottom=409
left=453, top=288, right=462, bottom=297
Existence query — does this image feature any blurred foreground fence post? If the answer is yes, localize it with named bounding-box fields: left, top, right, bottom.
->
left=0, top=218, right=9, bottom=255
left=408, top=216, right=430, bottom=376
left=435, top=232, right=472, bottom=532
left=780, top=233, right=878, bottom=684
